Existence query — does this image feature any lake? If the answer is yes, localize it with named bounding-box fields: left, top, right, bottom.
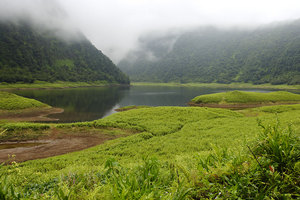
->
left=13, top=85, right=292, bottom=123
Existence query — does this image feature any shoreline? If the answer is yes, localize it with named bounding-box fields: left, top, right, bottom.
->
left=132, top=82, right=300, bottom=90
left=0, top=81, right=130, bottom=91
left=1, top=81, right=299, bottom=90
left=0, top=107, right=64, bottom=122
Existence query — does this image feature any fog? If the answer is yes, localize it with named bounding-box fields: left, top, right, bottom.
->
left=1, top=0, right=300, bottom=62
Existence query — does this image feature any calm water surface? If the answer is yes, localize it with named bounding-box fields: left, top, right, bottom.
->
left=13, top=86, right=296, bottom=123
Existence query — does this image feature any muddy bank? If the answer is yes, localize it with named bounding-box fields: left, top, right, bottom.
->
left=0, top=129, right=125, bottom=163
left=0, top=107, right=64, bottom=122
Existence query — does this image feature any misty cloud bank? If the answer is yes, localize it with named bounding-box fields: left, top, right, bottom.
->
left=0, top=0, right=84, bottom=42
left=1, top=0, right=300, bottom=62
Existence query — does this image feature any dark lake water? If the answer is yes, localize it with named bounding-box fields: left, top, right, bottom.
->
left=12, top=85, right=297, bottom=123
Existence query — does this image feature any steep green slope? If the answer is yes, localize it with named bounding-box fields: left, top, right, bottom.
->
left=119, top=20, right=300, bottom=85
left=0, top=21, right=130, bottom=84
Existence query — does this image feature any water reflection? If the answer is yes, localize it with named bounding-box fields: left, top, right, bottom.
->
left=14, top=86, right=129, bottom=122
left=13, top=86, right=299, bottom=123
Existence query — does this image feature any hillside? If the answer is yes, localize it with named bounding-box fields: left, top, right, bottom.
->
left=0, top=21, right=129, bottom=84
left=119, top=20, right=300, bottom=85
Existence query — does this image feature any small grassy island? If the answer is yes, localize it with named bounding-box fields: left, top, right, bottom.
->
left=190, top=90, right=300, bottom=109
left=0, top=91, right=63, bottom=122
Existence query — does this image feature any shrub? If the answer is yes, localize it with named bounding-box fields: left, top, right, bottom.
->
left=194, top=121, right=300, bottom=199
left=0, top=123, right=50, bottom=132
left=104, top=157, right=191, bottom=199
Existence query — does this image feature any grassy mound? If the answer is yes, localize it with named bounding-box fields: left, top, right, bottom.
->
left=71, top=106, right=242, bottom=136
left=191, top=91, right=300, bottom=104
left=0, top=91, right=49, bottom=110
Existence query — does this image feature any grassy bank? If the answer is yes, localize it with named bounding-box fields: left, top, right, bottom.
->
left=0, top=81, right=118, bottom=90
left=0, top=91, right=49, bottom=110
left=191, top=91, right=300, bottom=104
left=115, top=105, right=151, bottom=112
left=0, top=104, right=300, bottom=199
left=0, top=91, right=62, bottom=122
left=132, top=82, right=300, bottom=90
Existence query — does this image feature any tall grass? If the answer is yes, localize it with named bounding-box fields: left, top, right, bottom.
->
left=1, top=121, right=298, bottom=199
left=0, top=121, right=299, bottom=199
left=0, top=103, right=299, bottom=199
left=0, top=123, right=50, bottom=141
left=0, top=157, right=191, bottom=199
left=254, top=120, right=300, bottom=174
left=193, top=121, right=300, bottom=199
left=104, top=157, right=191, bottom=199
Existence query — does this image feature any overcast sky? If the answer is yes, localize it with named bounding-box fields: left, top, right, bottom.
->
left=1, top=0, right=300, bottom=62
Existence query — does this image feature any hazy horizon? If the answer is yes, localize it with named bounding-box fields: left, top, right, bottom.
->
left=1, top=0, right=300, bottom=63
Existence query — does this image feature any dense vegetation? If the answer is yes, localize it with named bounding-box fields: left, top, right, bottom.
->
left=132, top=82, right=300, bottom=90
left=119, top=19, right=300, bottom=85
left=0, top=21, right=129, bottom=84
left=191, top=91, right=300, bottom=104
left=0, top=91, right=48, bottom=110
left=0, top=103, right=300, bottom=199
left=0, top=81, right=114, bottom=90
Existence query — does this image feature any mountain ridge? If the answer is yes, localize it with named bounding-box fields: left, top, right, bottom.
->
left=119, top=19, right=300, bottom=85
left=0, top=21, right=130, bottom=84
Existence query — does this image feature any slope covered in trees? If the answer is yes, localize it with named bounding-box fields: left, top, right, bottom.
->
left=119, top=20, right=300, bottom=85
left=0, top=21, right=129, bottom=84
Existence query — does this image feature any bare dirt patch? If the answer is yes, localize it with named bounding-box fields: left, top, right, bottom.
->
left=0, top=107, right=64, bottom=122
left=0, top=128, right=130, bottom=163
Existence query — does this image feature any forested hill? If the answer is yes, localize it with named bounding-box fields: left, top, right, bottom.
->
left=0, top=21, right=130, bottom=84
left=118, top=20, right=300, bottom=85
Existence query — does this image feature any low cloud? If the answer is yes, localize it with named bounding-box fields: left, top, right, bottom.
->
left=1, top=0, right=300, bottom=62
left=0, top=0, right=83, bottom=42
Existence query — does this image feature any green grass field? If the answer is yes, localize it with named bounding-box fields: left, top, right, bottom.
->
left=0, top=91, right=49, bottom=110
left=191, top=91, right=300, bottom=104
left=1, top=103, right=299, bottom=199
